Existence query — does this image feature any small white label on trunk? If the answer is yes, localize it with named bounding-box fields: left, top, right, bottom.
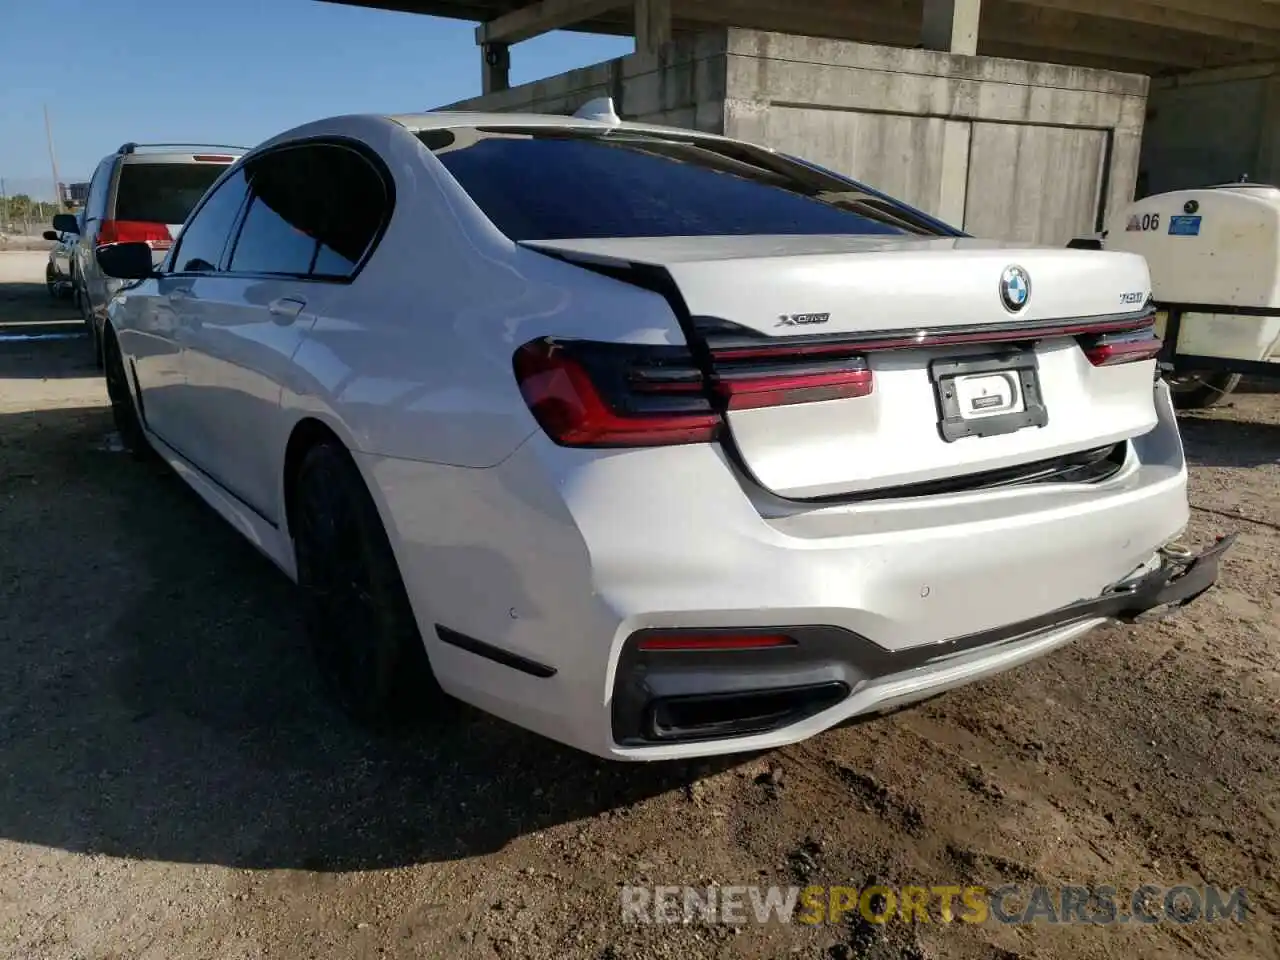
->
left=955, top=372, right=1024, bottom=420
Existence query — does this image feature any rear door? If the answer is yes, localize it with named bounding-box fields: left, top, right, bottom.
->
left=178, top=142, right=391, bottom=521
left=135, top=165, right=250, bottom=447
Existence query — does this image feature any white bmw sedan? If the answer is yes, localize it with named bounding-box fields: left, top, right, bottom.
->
left=97, top=107, right=1230, bottom=760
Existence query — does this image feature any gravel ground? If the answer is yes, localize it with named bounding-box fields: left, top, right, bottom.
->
left=0, top=250, right=1276, bottom=959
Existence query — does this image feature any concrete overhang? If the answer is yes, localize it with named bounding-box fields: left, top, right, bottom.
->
left=319, top=0, right=1280, bottom=75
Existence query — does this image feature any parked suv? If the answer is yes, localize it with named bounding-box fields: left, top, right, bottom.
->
left=68, top=143, right=244, bottom=364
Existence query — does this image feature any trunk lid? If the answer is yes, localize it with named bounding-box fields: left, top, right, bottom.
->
left=523, top=235, right=1158, bottom=499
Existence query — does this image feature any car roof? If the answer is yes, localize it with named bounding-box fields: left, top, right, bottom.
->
left=110, top=143, right=247, bottom=165
left=387, top=110, right=741, bottom=144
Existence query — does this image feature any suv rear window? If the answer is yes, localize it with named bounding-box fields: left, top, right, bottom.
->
left=114, top=162, right=232, bottom=224
left=420, top=127, right=945, bottom=242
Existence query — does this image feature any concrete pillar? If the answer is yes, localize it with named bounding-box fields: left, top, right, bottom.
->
left=921, top=0, right=981, bottom=56
left=635, top=0, right=672, bottom=54
left=482, top=42, right=511, bottom=94
left=1256, top=73, right=1280, bottom=185
left=938, top=120, right=972, bottom=226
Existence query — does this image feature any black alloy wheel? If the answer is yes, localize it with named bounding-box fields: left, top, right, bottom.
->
left=292, top=441, right=445, bottom=729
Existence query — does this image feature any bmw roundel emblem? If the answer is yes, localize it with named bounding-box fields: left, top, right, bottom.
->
left=1000, top=265, right=1031, bottom=312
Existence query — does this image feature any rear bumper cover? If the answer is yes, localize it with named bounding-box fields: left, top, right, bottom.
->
left=371, top=381, right=1212, bottom=760
left=862, top=530, right=1234, bottom=670
left=612, top=534, right=1235, bottom=747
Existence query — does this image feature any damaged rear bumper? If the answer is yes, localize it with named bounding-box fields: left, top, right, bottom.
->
left=612, top=535, right=1236, bottom=750
left=866, top=531, right=1238, bottom=671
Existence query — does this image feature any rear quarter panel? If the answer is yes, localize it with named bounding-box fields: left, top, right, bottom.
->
left=282, top=116, right=687, bottom=470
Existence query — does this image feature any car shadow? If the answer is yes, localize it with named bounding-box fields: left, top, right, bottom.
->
left=0, top=404, right=742, bottom=872
left=0, top=280, right=90, bottom=378
left=1177, top=413, right=1280, bottom=469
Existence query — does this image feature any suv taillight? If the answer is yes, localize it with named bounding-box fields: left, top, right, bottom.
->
left=512, top=335, right=875, bottom=448
left=97, top=220, right=172, bottom=250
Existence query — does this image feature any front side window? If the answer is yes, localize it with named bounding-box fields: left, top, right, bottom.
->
left=225, top=143, right=388, bottom=278
left=170, top=169, right=248, bottom=273
left=421, top=127, right=947, bottom=242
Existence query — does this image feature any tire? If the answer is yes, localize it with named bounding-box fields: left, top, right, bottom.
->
left=46, top=264, right=58, bottom=299
left=102, top=327, right=154, bottom=460
left=292, top=441, right=445, bottom=729
left=1168, top=371, right=1242, bottom=410
left=88, top=321, right=103, bottom=370
left=81, top=292, right=103, bottom=369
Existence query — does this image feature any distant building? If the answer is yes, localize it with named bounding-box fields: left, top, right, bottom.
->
left=60, top=181, right=90, bottom=207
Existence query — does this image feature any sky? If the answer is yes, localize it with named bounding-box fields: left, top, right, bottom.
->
left=0, top=0, right=635, bottom=199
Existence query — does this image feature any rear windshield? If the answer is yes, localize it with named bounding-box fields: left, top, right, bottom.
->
left=420, top=127, right=946, bottom=242
left=115, top=162, right=233, bottom=224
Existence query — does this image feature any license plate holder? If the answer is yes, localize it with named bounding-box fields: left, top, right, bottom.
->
left=930, top=350, right=1049, bottom=442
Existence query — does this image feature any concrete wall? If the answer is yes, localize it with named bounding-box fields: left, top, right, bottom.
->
left=1140, top=64, right=1280, bottom=196
left=441, top=28, right=1150, bottom=244
left=720, top=31, right=1148, bottom=244
left=441, top=32, right=729, bottom=133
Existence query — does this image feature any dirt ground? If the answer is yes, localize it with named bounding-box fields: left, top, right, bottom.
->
left=0, top=249, right=1276, bottom=960
left=0, top=234, right=56, bottom=253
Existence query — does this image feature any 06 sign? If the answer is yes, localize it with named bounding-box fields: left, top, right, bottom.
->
left=1126, top=212, right=1161, bottom=233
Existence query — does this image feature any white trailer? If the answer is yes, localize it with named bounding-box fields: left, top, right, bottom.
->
left=1095, top=182, right=1280, bottom=408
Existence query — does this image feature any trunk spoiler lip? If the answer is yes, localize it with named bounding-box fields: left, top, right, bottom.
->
left=695, top=307, right=1159, bottom=357
left=524, top=240, right=1156, bottom=354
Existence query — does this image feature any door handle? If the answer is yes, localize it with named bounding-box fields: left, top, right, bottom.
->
left=169, top=286, right=192, bottom=302
left=268, top=297, right=307, bottom=324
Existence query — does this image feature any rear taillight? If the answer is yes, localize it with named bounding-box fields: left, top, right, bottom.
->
left=97, top=220, right=172, bottom=250
left=1080, top=325, right=1162, bottom=366
left=513, top=339, right=719, bottom=447
left=513, top=334, right=876, bottom=448
left=710, top=355, right=873, bottom=410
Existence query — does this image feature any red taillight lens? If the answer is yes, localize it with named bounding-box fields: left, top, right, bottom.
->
left=714, top=364, right=874, bottom=410
left=513, top=334, right=881, bottom=448
left=1081, top=325, right=1162, bottom=366
left=97, top=220, right=172, bottom=250
left=513, top=339, right=719, bottom=447
left=636, top=633, right=797, bottom=652
left=514, top=333, right=879, bottom=448
left=191, top=155, right=235, bottom=163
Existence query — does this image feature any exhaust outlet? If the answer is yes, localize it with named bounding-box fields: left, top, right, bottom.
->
left=1160, top=541, right=1195, bottom=562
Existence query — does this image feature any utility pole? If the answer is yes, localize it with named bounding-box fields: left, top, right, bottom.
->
left=44, top=104, right=63, bottom=210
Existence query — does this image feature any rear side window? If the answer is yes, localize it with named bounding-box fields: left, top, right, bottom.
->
left=227, top=143, right=389, bottom=278
left=85, top=158, right=112, bottom=218
left=424, top=128, right=938, bottom=241
left=309, top=147, right=388, bottom=277
left=230, top=166, right=318, bottom=276
left=114, top=162, right=232, bottom=224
